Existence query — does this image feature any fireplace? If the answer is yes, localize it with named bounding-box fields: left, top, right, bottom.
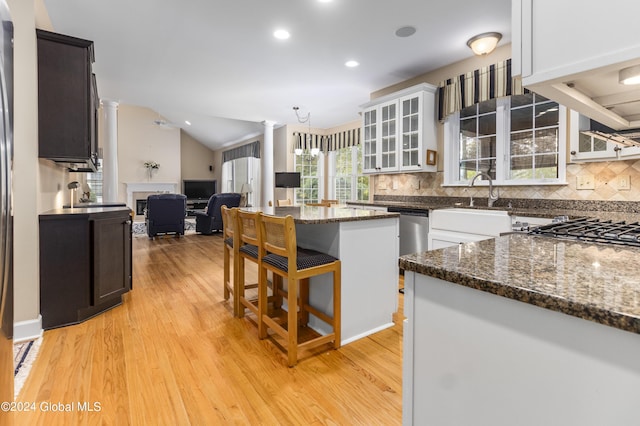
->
left=125, top=182, right=179, bottom=220
left=135, top=199, right=147, bottom=216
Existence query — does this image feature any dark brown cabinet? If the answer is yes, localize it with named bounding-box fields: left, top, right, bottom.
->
left=36, top=29, right=98, bottom=172
left=39, top=208, right=132, bottom=329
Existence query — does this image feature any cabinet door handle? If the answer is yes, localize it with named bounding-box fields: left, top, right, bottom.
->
left=125, top=220, right=132, bottom=225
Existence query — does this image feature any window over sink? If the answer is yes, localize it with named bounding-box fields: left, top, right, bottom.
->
left=444, top=92, right=567, bottom=186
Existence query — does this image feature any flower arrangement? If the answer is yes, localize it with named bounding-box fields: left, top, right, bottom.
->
left=144, top=161, right=160, bottom=170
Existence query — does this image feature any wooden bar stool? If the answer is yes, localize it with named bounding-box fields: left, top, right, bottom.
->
left=236, top=210, right=262, bottom=319
left=257, top=213, right=341, bottom=367
left=221, top=205, right=240, bottom=316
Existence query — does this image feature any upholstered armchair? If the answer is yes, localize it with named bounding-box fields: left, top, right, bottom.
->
left=194, top=193, right=242, bottom=234
left=145, top=193, right=187, bottom=238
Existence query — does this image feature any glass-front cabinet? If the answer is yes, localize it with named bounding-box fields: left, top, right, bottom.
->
left=568, top=112, right=640, bottom=162
left=361, top=83, right=437, bottom=174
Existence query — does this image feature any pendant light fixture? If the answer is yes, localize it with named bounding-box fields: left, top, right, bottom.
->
left=293, top=106, right=320, bottom=156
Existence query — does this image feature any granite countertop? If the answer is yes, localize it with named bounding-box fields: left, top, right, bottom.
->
left=40, top=206, right=132, bottom=218
left=348, top=198, right=640, bottom=223
left=400, top=234, right=640, bottom=335
left=240, top=205, right=399, bottom=224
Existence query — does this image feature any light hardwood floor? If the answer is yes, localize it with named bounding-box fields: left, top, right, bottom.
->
left=16, top=232, right=404, bottom=425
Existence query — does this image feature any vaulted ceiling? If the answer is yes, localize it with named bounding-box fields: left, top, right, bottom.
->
left=43, top=0, right=511, bottom=150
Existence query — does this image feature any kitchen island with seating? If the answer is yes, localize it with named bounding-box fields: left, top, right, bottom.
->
left=400, top=233, right=640, bottom=426
left=242, top=205, right=400, bottom=345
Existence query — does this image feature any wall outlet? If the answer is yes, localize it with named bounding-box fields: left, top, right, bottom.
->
left=576, top=174, right=595, bottom=190
left=618, top=175, right=630, bottom=190
left=392, top=181, right=399, bottom=190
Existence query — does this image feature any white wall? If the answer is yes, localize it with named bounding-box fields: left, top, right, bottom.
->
left=116, top=104, right=181, bottom=203
left=180, top=130, right=216, bottom=186
left=10, top=0, right=43, bottom=337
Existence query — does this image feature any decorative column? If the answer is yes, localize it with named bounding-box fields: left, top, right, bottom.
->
left=102, top=100, right=119, bottom=202
left=262, top=120, right=276, bottom=207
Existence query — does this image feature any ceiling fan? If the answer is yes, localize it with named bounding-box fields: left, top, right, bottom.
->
left=152, top=118, right=181, bottom=129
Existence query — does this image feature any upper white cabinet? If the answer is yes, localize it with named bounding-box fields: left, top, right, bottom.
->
left=512, top=0, right=640, bottom=131
left=568, top=111, right=640, bottom=162
left=361, top=83, right=437, bottom=174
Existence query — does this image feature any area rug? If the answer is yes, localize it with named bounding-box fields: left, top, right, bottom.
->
left=132, top=219, right=196, bottom=237
left=14, top=337, right=42, bottom=398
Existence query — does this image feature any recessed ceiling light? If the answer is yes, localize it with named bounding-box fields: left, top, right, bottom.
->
left=395, top=26, right=416, bottom=38
left=345, top=60, right=359, bottom=68
left=318, top=0, right=333, bottom=2
left=184, top=120, right=191, bottom=126
left=273, top=29, right=290, bottom=40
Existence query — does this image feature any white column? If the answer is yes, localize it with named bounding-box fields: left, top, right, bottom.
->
left=262, top=120, right=276, bottom=207
left=102, top=100, right=119, bottom=202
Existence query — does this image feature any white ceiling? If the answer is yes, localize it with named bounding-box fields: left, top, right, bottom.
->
left=43, top=0, right=512, bottom=151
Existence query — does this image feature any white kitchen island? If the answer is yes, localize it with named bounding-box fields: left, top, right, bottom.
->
left=243, top=205, right=400, bottom=344
left=400, top=234, right=640, bottom=426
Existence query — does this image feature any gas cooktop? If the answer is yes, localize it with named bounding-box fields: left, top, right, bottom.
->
left=529, top=217, right=640, bottom=248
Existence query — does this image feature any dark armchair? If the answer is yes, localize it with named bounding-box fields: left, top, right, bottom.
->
left=194, top=193, right=241, bottom=234
left=145, top=193, right=187, bottom=238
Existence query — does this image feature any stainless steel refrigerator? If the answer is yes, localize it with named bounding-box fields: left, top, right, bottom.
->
left=0, top=0, right=13, bottom=410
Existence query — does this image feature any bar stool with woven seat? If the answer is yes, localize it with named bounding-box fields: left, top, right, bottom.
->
left=257, top=213, right=341, bottom=367
left=236, top=210, right=262, bottom=319
left=221, top=205, right=240, bottom=316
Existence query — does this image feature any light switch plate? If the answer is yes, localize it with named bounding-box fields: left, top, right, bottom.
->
left=618, top=175, right=630, bottom=190
left=576, top=174, right=595, bottom=190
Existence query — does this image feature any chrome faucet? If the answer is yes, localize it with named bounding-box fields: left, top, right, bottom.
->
left=469, top=171, right=499, bottom=207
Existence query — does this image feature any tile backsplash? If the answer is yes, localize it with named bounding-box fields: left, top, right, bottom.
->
left=374, top=160, right=640, bottom=202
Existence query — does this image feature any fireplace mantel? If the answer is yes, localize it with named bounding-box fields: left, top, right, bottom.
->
left=125, top=182, right=178, bottom=209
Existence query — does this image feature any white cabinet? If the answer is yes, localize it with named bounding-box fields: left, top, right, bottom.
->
left=568, top=111, right=640, bottom=162
left=428, top=208, right=512, bottom=250
left=361, top=83, right=437, bottom=174
left=512, top=0, right=640, bottom=131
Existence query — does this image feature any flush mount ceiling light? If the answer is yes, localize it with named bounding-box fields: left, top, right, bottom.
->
left=184, top=120, right=191, bottom=126
left=619, top=65, right=640, bottom=85
left=466, top=32, right=502, bottom=56
left=345, top=60, right=359, bottom=68
left=273, top=29, right=290, bottom=40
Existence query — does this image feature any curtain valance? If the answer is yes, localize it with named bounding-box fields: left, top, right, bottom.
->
left=328, top=127, right=361, bottom=151
left=222, top=140, right=260, bottom=163
left=437, top=59, right=526, bottom=121
left=294, top=127, right=361, bottom=153
left=294, top=132, right=327, bottom=151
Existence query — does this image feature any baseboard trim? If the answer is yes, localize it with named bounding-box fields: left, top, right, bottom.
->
left=14, top=315, right=43, bottom=343
left=340, top=322, right=395, bottom=346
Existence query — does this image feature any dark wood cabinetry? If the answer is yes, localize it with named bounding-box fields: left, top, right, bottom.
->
left=36, top=29, right=98, bottom=172
left=39, top=208, right=132, bottom=330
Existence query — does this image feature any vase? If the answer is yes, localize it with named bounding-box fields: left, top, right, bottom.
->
left=147, top=168, right=153, bottom=181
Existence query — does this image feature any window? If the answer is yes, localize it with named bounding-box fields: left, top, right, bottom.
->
left=444, top=93, right=566, bottom=185
left=221, top=156, right=260, bottom=206
left=294, top=151, right=323, bottom=204
left=331, top=144, right=369, bottom=202
left=86, top=163, right=103, bottom=202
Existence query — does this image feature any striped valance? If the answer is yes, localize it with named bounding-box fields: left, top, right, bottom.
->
left=294, top=132, right=327, bottom=151
left=328, top=127, right=361, bottom=151
left=437, top=59, right=527, bottom=121
left=294, top=128, right=361, bottom=154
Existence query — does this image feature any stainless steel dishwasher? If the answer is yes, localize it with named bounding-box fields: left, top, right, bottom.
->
left=387, top=207, right=429, bottom=256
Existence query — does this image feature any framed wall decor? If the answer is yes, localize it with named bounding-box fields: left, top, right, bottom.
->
left=426, top=150, right=437, bottom=166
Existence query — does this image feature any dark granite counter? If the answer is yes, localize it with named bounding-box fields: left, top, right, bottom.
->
left=40, top=206, right=132, bottom=219
left=241, top=205, right=399, bottom=224
left=400, top=234, right=640, bottom=334
left=348, top=196, right=640, bottom=223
